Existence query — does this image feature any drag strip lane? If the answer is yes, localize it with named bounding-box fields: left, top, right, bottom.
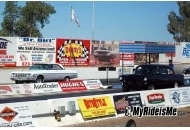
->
left=0, top=88, right=122, bottom=104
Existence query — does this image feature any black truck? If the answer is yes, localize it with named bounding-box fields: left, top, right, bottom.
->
left=119, top=64, right=184, bottom=92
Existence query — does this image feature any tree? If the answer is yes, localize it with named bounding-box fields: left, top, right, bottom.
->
left=1, top=1, right=21, bottom=36
left=0, top=1, right=56, bottom=37
left=20, top=1, right=56, bottom=37
left=167, top=2, right=190, bottom=42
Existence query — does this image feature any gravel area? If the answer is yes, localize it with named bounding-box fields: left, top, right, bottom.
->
left=64, top=107, right=190, bottom=127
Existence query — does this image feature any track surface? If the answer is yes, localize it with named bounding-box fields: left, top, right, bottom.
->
left=0, top=88, right=122, bottom=104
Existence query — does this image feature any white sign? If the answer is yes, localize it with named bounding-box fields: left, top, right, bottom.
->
left=0, top=103, right=34, bottom=127
left=0, top=37, right=17, bottom=67
left=169, top=88, right=190, bottom=106
left=143, top=90, right=171, bottom=107
left=16, top=37, right=56, bottom=66
left=11, top=84, right=34, bottom=95
left=120, top=53, right=134, bottom=66
left=32, top=82, right=62, bottom=93
left=83, top=80, right=104, bottom=89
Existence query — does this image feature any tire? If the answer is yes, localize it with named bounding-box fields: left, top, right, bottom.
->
left=125, top=119, right=136, bottom=127
left=122, top=84, right=129, bottom=92
left=147, top=84, right=155, bottom=90
left=174, top=81, right=179, bottom=88
left=64, top=76, right=70, bottom=81
left=15, top=80, right=19, bottom=84
left=35, top=76, right=44, bottom=83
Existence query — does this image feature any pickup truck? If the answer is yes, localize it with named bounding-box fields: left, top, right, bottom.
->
left=119, top=64, right=184, bottom=92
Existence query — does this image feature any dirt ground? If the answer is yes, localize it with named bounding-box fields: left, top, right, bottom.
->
left=64, top=107, right=190, bottom=127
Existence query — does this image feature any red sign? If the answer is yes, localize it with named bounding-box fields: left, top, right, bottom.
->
left=165, top=53, right=176, bottom=57
left=56, top=39, right=90, bottom=66
left=83, top=98, right=107, bottom=109
left=58, top=80, right=87, bottom=92
left=120, top=53, right=134, bottom=61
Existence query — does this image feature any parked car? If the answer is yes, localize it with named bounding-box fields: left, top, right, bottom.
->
left=10, top=63, right=78, bottom=84
left=182, top=68, right=190, bottom=75
left=119, top=64, right=184, bottom=92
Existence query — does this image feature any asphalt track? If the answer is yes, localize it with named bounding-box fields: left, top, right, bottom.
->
left=0, top=87, right=122, bottom=104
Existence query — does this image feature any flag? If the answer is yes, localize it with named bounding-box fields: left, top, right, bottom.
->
left=71, top=7, right=80, bottom=27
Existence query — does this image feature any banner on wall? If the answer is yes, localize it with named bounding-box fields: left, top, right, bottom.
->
left=56, top=39, right=90, bottom=66
left=77, top=96, right=116, bottom=119
left=0, top=37, right=17, bottom=67
left=120, top=53, right=134, bottom=66
left=169, top=88, right=190, bottom=106
left=0, top=103, right=34, bottom=127
left=16, top=37, right=56, bottom=66
left=90, top=40, right=120, bottom=67
left=143, top=91, right=171, bottom=107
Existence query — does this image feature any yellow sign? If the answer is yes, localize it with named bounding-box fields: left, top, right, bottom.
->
left=77, top=96, right=116, bottom=119
left=64, top=43, right=83, bottom=57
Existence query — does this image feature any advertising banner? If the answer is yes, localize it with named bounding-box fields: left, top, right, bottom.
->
left=181, top=42, right=190, bottom=64
left=58, top=80, right=87, bottom=92
left=32, top=82, right=61, bottom=93
left=0, top=37, right=17, bottom=67
left=0, top=85, right=16, bottom=95
left=113, top=95, right=129, bottom=114
left=83, top=80, right=104, bottom=89
left=169, top=88, right=190, bottom=106
left=77, top=96, right=116, bottom=119
left=120, top=53, right=134, bottom=66
left=56, top=39, right=90, bottom=66
left=0, top=103, right=34, bottom=127
left=16, top=37, right=56, bottom=66
left=90, top=40, right=120, bottom=67
left=126, top=93, right=143, bottom=106
left=143, top=91, right=171, bottom=107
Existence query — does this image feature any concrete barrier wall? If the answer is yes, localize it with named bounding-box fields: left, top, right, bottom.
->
left=1, top=87, right=190, bottom=127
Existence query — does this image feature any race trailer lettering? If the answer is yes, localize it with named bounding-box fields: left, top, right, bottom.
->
left=125, top=106, right=186, bottom=118
left=34, top=83, right=58, bottom=89
left=0, top=42, right=7, bottom=55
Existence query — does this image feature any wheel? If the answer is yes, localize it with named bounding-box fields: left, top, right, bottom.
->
left=122, top=84, right=129, bottom=92
left=15, top=80, right=19, bottom=84
left=174, top=81, right=179, bottom=88
left=35, top=76, right=44, bottom=83
left=64, top=77, right=70, bottom=81
left=147, top=84, right=155, bottom=90
left=125, top=119, right=136, bottom=127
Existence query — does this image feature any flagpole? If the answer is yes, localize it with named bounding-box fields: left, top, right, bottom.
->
left=92, top=1, right=94, bottom=40
left=70, top=6, right=73, bottom=68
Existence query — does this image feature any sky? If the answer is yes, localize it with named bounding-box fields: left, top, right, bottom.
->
left=0, top=1, right=179, bottom=42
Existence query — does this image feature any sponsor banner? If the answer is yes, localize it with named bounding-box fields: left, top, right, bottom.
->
left=56, top=39, right=90, bottom=66
left=33, top=82, right=61, bottom=93
left=12, top=84, right=34, bottom=95
left=113, top=95, right=129, bottom=114
left=90, top=40, right=120, bottom=67
left=77, top=96, right=116, bottom=119
left=16, top=37, right=56, bottom=66
left=0, top=37, right=17, bottom=67
left=83, top=80, right=103, bottom=89
left=0, top=103, right=34, bottom=127
left=58, top=80, right=87, bottom=92
left=169, top=88, right=190, bottom=106
left=0, top=85, right=15, bottom=95
left=143, top=91, right=171, bottom=106
left=120, top=53, right=134, bottom=66
left=126, top=93, right=143, bottom=107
